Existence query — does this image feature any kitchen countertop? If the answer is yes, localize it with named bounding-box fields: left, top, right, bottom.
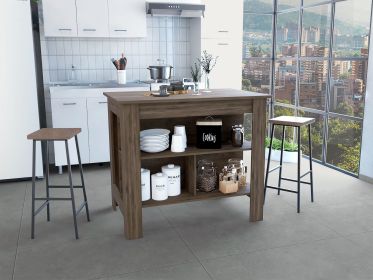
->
left=104, top=88, right=271, bottom=105
left=47, top=81, right=149, bottom=89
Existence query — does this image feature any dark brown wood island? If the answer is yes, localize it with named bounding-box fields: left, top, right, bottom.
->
left=104, top=89, right=270, bottom=240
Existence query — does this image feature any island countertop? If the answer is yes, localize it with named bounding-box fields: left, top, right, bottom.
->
left=104, top=88, right=271, bottom=105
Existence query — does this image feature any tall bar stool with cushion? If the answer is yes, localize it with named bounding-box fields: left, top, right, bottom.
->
left=27, top=128, right=90, bottom=239
left=264, top=116, right=315, bottom=213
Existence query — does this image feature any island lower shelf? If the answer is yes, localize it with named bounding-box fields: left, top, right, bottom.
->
left=142, top=185, right=251, bottom=207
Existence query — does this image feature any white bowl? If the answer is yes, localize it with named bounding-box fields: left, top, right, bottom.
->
left=141, top=146, right=168, bottom=153
left=140, top=129, right=170, bottom=138
left=140, top=138, right=169, bottom=144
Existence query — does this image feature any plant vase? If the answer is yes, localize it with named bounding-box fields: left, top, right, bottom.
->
left=265, top=148, right=301, bottom=164
left=203, top=73, right=211, bottom=92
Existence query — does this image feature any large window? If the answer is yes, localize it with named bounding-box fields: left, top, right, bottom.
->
left=243, top=0, right=372, bottom=175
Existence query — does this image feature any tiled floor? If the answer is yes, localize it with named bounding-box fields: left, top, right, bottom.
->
left=2, top=158, right=373, bottom=280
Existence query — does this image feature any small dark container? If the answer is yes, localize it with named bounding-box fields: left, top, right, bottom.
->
left=231, top=125, right=244, bottom=147
left=196, top=118, right=222, bottom=149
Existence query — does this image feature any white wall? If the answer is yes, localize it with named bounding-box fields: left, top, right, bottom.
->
left=360, top=35, right=373, bottom=180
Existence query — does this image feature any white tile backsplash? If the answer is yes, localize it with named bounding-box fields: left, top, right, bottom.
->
left=41, top=17, right=192, bottom=83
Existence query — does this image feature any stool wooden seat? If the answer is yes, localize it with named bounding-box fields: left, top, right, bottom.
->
left=269, top=116, right=315, bottom=127
left=265, top=116, right=315, bottom=213
left=27, top=128, right=90, bottom=239
left=27, top=128, right=81, bottom=141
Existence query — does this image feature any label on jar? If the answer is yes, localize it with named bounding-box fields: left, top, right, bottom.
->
left=202, top=133, right=216, bottom=143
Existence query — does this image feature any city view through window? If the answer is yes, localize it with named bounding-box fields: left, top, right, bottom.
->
left=242, top=0, right=372, bottom=174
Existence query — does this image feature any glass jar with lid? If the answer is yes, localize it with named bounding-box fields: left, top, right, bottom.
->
left=197, top=159, right=217, bottom=192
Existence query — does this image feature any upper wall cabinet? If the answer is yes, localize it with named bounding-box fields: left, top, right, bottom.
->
left=108, top=0, right=146, bottom=38
left=201, top=0, right=243, bottom=39
left=76, top=0, right=109, bottom=37
left=42, top=0, right=147, bottom=38
left=42, top=0, right=78, bottom=37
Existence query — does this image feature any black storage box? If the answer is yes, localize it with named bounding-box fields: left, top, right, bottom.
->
left=196, top=118, right=222, bottom=149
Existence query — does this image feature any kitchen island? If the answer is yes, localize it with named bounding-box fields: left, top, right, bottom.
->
left=104, top=89, right=270, bottom=239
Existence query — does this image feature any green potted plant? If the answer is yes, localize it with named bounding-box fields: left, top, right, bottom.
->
left=265, top=137, right=300, bottom=163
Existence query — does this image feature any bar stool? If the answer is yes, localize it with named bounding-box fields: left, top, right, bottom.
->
left=27, top=128, right=90, bottom=239
left=264, top=116, right=315, bottom=213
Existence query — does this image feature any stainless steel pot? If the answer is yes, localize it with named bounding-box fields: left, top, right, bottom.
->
left=147, top=65, right=173, bottom=81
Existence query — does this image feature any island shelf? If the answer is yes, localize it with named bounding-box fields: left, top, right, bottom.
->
left=104, top=89, right=270, bottom=240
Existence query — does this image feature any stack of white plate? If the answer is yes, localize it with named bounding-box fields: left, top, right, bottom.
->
left=140, top=129, right=170, bottom=153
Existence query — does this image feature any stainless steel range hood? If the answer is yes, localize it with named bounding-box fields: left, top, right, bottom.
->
left=146, top=2, right=205, bottom=18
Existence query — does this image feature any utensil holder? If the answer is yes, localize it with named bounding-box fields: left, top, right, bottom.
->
left=117, top=70, right=127, bottom=84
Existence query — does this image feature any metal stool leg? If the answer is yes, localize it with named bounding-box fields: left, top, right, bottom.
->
left=308, top=124, right=314, bottom=202
left=45, top=141, right=51, bottom=221
left=75, top=135, right=90, bottom=222
left=297, top=127, right=301, bottom=213
left=65, top=140, right=79, bottom=239
left=264, top=123, right=275, bottom=203
left=31, top=140, right=36, bottom=239
left=278, top=125, right=285, bottom=195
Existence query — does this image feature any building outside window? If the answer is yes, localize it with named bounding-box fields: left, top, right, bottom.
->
left=243, top=0, right=372, bottom=175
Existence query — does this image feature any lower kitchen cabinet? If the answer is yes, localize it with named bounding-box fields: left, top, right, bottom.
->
left=87, top=97, right=110, bottom=163
left=49, top=86, right=149, bottom=167
left=51, top=98, right=90, bottom=166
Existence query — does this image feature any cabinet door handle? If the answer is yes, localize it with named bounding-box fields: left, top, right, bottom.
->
left=59, top=28, right=72, bottom=31
left=218, top=43, right=229, bottom=46
left=98, top=101, right=107, bottom=104
left=62, top=102, right=77, bottom=106
left=83, top=28, right=96, bottom=32
left=114, top=29, right=127, bottom=32
left=218, top=30, right=229, bottom=33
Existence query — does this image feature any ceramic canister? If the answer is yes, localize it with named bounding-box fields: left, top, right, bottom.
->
left=151, top=173, right=168, bottom=201
left=141, top=168, right=151, bottom=201
left=161, top=164, right=181, bottom=196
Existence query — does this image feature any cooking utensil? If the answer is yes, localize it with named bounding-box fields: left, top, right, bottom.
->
left=119, top=53, right=127, bottom=70
left=147, top=65, right=173, bottom=80
left=111, top=58, right=119, bottom=70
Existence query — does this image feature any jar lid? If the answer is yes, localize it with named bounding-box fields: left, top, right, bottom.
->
left=162, top=164, right=180, bottom=171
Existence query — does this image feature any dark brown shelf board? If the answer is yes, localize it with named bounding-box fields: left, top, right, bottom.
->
left=142, top=185, right=250, bottom=207
left=141, top=142, right=251, bottom=160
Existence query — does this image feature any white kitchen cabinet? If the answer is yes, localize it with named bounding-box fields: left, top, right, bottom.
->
left=108, top=0, right=147, bottom=38
left=51, top=98, right=90, bottom=166
left=76, top=0, right=109, bottom=37
left=201, top=38, right=242, bottom=90
left=201, top=0, right=243, bottom=39
left=192, top=0, right=243, bottom=89
left=87, top=98, right=110, bottom=163
left=49, top=86, right=149, bottom=167
left=42, top=0, right=78, bottom=37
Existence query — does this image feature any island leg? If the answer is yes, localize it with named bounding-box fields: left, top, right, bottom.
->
left=108, top=110, right=117, bottom=211
left=250, top=99, right=266, bottom=222
left=120, top=104, right=143, bottom=239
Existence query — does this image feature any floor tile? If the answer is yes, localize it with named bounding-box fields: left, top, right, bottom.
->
left=14, top=228, right=197, bottom=280
left=162, top=196, right=337, bottom=260
left=202, top=237, right=373, bottom=280
left=97, top=262, right=212, bottom=280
